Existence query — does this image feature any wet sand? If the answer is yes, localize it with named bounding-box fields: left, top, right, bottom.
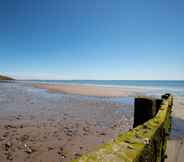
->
left=0, top=82, right=133, bottom=162
left=1, top=82, right=184, bottom=162
left=165, top=96, right=184, bottom=162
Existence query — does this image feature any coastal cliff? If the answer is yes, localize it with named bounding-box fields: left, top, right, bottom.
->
left=0, top=74, right=14, bottom=80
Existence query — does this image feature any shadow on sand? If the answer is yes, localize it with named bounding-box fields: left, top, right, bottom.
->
left=170, top=116, right=184, bottom=140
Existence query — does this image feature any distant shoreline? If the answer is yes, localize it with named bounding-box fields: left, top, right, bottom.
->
left=0, top=74, right=14, bottom=80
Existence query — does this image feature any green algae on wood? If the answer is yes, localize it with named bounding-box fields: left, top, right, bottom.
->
left=73, top=94, right=173, bottom=162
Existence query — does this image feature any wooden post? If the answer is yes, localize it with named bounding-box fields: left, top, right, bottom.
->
left=133, top=97, right=156, bottom=128
left=162, top=93, right=170, bottom=100
left=156, top=99, right=163, bottom=114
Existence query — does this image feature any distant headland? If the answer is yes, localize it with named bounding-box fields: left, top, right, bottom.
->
left=0, top=74, right=14, bottom=80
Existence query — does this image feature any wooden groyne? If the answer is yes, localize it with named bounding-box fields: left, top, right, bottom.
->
left=73, top=94, right=173, bottom=162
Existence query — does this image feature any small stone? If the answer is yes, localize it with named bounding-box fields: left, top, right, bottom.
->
left=24, top=144, right=34, bottom=154
left=57, top=147, right=66, bottom=158
left=20, top=135, right=29, bottom=142
left=3, top=132, right=9, bottom=137
left=6, top=152, right=13, bottom=160
left=74, top=152, right=81, bottom=158
left=4, top=125, right=16, bottom=129
left=59, top=147, right=64, bottom=152
left=48, top=146, right=54, bottom=151
left=111, top=124, right=117, bottom=128
left=83, top=127, right=89, bottom=132
left=5, top=142, right=11, bottom=151
left=25, top=148, right=32, bottom=154
left=15, top=115, right=22, bottom=120
left=0, top=136, right=5, bottom=141
left=58, top=152, right=66, bottom=158
left=99, top=132, right=106, bottom=136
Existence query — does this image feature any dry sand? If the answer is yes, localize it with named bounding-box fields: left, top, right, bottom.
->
left=33, top=83, right=138, bottom=97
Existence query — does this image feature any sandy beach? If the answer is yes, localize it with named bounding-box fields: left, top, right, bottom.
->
left=0, top=82, right=133, bottom=162
left=33, top=83, right=134, bottom=97
left=0, top=82, right=184, bottom=162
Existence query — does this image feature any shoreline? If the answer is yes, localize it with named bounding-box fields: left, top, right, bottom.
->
left=33, top=83, right=146, bottom=97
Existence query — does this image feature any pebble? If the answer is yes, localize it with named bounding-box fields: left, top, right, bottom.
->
left=5, top=142, right=11, bottom=151
left=20, top=135, right=29, bottom=142
left=99, top=132, right=106, bottom=136
left=4, top=125, right=16, bottom=129
left=57, top=147, right=66, bottom=159
left=5, top=152, right=13, bottom=160
left=3, top=132, right=9, bottom=137
left=48, top=146, right=54, bottom=151
left=64, top=127, right=73, bottom=136
left=74, top=152, right=82, bottom=158
left=24, top=144, right=34, bottom=154
left=15, top=115, right=23, bottom=120
left=0, top=136, right=5, bottom=141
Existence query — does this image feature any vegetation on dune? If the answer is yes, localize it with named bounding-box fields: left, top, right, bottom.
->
left=0, top=74, right=14, bottom=80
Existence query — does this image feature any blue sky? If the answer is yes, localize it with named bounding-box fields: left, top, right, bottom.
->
left=0, top=0, right=184, bottom=80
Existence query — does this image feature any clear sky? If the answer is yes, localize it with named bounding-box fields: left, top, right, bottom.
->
left=0, top=0, right=184, bottom=80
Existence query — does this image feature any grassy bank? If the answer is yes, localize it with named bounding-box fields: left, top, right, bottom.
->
left=0, top=74, right=14, bottom=80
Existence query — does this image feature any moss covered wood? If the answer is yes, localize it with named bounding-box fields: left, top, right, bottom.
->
left=72, top=94, right=173, bottom=162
